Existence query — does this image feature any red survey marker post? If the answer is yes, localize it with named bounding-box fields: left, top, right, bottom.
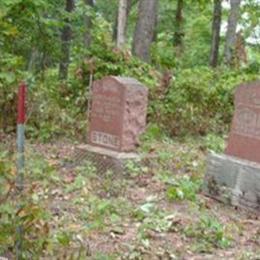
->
left=16, top=81, right=27, bottom=259
left=16, top=81, right=27, bottom=191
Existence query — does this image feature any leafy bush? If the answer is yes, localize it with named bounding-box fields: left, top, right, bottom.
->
left=0, top=150, right=53, bottom=259
left=155, top=66, right=259, bottom=136
left=0, top=53, right=25, bottom=132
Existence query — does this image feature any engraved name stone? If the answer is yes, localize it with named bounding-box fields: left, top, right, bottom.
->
left=88, top=76, right=148, bottom=152
left=91, top=131, right=120, bottom=149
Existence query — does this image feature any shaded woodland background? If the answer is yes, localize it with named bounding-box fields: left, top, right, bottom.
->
left=0, top=0, right=259, bottom=141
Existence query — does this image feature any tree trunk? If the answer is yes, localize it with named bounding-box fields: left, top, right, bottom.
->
left=209, top=0, right=222, bottom=67
left=173, top=0, right=184, bottom=48
left=224, top=0, right=241, bottom=66
left=59, top=0, right=75, bottom=80
left=84, top=0, right=94, bottom=47
left=117, top=0, right=128, bottom=48
left=132, top=0, right=158, bottom=62
left=113, top=0, right=132, bottom=43
left=234, top=31, right=247, bottom=67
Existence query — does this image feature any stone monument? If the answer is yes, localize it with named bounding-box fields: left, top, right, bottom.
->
left=78, top=76, right=149, bottom=173
left=88, top=76, right=148, bottom=152
left=204, top=80, right=260, bottom=212
left=225, top=81, right=260, bottom=163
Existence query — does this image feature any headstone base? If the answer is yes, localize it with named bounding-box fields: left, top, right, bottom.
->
left=76, top=144, right=143, bottom=174
left=203, top=153, right=260, bottom=213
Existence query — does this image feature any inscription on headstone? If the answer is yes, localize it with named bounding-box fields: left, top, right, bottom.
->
left=225, top=80, right=260, bottom=163
left=88, top=76, right=148, bottom=152
left=91, top=131, right=120, bottom=149
left=91, top=94, right=121, bottom=123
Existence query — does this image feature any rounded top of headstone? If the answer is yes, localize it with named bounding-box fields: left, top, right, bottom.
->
left=235, top=80, right=260, bottom=105
left=104, top=76, right=148, bottom=91
left=236, top=80, right=260, bottom=91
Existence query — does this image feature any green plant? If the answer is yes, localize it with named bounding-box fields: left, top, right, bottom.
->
left=203, top=133, right=225, bottom=153
left=0, top=152, right=51, bottom=258
left=184, top=215, right=233, bottom=252
left=166, top=175, right=202, bottom=202
left=65, top=174, right=87, bottom=193
left=80, top=196, right=131, bottom=231
left=124, top=159, right=146, bottom=177
left=93, top=252, right=117, bottom=260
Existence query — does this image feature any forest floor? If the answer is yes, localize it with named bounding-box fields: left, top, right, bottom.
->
left=1, top=134, right=260, bottom=259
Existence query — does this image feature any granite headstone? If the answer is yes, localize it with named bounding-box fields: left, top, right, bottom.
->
left=88, top=76, right=148, bottom=152
left=225, top=80, right=260, bottom=163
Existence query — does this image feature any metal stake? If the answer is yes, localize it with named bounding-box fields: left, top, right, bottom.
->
left=16, top=82, right=27, bottom=260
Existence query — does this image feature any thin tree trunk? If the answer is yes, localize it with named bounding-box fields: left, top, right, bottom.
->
left=132, top=0, right=158, bottom=62
left=113, top=0, right=132, bottom=42
left=1, top=89, right=7, bottom=133
left=117, top=0, right=128, bottom=48
left=224, top=0, right=241, bottom=66
left=59, top=0, right=75, bottom=80
left=173, top=0, right=184, bottom=48
left=84, top=0, right=94, bottom=47
left=28, top=47, right=38, bottom=72
left=234, top=31, right=247, bottom=66
left=209, top=0, right=222, bottom=67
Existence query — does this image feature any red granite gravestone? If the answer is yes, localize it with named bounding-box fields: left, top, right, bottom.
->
left=204, top=80, right=260, bottom=212
left=225, top=80, right=260, bottom=163
left=88, top=76, right=148, bottom=152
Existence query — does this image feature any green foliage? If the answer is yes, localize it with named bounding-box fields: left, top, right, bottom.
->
left=0, top=152, right=15, bottom=253
left=185, top=215, right=233, bottom=252
left=56, top=231, right=72, bottom=246
left=156, top=66, right=259, bottom=135
left=181, top=4, right=212, bottom=67
left=93, top=252, right=117, bottom=260
left=65, top=174, right=87, bottom=193
left=0, top=54, right=25, bottom=131
left=1, top=0, right=259, bottom=140
left=203, top=133, right=225, bottom=153
left=166, top=175, right=202, bottom=201
left=80, top=196, right=131, bottom=231
left=0, top=0, right=62, bottom=72
left=0, top=150, right=51, bottom=258
left=134, top=202, right=176, bottom=235
left=0, top=0, right=62, bottom=133
left=124, top=159, right=148, bottom=177
left=140, top=123, right=163, bottom=143
left=151, top=33, right=177, bottom=69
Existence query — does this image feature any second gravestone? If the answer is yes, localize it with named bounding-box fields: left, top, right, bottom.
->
left=204, top=80, right=260, bottom=212
left=225, top=81, right=260, bottom=163
left=77, top=76, right=149, bottom=173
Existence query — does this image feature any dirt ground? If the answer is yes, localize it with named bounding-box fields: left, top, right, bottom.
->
left=1, top=135, right=260, bottom=259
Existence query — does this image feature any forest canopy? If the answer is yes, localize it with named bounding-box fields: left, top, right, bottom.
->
left=0, top=0, right=259, bottom=138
